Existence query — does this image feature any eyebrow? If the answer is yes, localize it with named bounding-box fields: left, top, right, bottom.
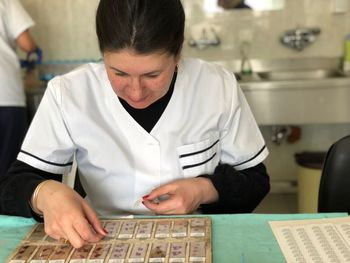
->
left=109, top=66, right=162, bottom=76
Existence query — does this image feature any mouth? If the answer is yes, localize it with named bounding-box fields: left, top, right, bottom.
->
left=129, top=96, right=147, bottom=103
left=126, top=95, right=151, bottom=108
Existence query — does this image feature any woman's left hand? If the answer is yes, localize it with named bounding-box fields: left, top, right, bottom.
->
left=142, top=177, right=219, bottom=214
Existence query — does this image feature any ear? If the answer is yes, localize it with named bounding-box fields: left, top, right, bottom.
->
left=174, top=54, right=181, bottom=65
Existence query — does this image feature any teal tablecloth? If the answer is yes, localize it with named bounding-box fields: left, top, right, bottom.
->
left=0, top=213, right=347, bottom=262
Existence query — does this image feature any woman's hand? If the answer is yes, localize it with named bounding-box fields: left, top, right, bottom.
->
left=142, top=177, right=219, bottom=215
left=35, top=180, right=107, bottom=248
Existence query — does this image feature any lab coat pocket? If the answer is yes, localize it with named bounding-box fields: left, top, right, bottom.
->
left=177, top=134, right=220, bottom=177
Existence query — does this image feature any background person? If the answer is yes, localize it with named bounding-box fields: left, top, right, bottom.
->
left=0, top=0, right=37, bottom=177
left=218, top=0, right=251, bottom=9
left=0, top=0, right=269, bottom=248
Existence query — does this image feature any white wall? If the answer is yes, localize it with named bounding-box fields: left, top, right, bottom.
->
left=183, top=0, right=350, bottom=61
left=20, top=0, right=100, bottom=61
left=20, top=0, right=350, bottom=61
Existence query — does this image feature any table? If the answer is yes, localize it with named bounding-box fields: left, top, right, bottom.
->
left=0, top=213, right=347, bottom=263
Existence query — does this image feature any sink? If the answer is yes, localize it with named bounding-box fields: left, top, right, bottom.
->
left=236, top=70, right=347, bottom=83
left=257, top=69, right=346, bottom=81
left=222, top=58, right=350, bottom=125
left=228, top=58, right=350, bottom=83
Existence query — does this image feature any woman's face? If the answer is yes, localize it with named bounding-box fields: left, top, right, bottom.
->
left=104, top=49, right=179, bottom=109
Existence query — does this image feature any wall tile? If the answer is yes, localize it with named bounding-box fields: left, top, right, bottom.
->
left=20, top=0, right=350, bottom=61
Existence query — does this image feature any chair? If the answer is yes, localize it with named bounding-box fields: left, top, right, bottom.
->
left=318, top=135, right=350, bottom=213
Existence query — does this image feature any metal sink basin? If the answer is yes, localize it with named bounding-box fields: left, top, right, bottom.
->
left=228, top=58, right=350, bottom=83
left=236, top=69, right=347, bottom=83
left=219, top=58, right=350, bottom=125
left=257, top=69, right=346, bottom=81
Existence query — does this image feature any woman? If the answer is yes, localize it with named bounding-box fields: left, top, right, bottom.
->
left=0, top=0, right=269, bottom=248
left=0, top=0, right=37, bottom=177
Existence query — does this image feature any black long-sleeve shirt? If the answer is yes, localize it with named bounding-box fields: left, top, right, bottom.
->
left=0, top=71, right=270, bottom=218
left=0, top=160, right=269, bottom=217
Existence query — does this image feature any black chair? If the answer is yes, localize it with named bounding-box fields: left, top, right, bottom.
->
left=318, top=135, right=350, bottom=213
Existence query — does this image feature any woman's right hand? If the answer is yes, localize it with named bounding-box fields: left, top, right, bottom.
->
left=35, top=180, right=107, bottom=248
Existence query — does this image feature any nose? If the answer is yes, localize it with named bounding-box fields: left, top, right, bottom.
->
left=128, top=77, right=144, bottom=100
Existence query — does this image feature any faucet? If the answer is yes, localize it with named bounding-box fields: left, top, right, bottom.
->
left=280, top=27, right=321, bottom=51
left=271, top=126, right=290, bottom=145
left=240, top=41, right=252, bottom=76
left=271, top=125, right=301, bottom=145
left=188, top=28, right=221, bottom=49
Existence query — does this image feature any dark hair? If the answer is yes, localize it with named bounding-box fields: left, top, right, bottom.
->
left=96, top=0, right=185, bottom=56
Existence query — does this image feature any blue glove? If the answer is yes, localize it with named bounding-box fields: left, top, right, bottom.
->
left=20, top=47, right=43, bottom=69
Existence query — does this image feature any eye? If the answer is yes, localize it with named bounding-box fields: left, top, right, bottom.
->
left=146, top=74, right=159, bottom=79
left=115, top=72, right=127, bottom=77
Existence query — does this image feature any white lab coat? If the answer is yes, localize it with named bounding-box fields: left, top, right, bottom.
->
left=18, top=58, right=268, bottom=216
left=0, top=0, right=34, bottom=106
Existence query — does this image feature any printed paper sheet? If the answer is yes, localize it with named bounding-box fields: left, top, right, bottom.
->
left=270, top=216, right=350, bottom=263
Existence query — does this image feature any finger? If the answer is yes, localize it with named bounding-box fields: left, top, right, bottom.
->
left=143, top=197, right=175, bottom=214
left=47, top=233, right=61, bottom=241
left=63, top=224, right=86, bottom=249
left=44, top=220, right=68, bottom=242
left=71, top=217, right=104, bottom=244
left=144, top=202, right=180, bottom=215
left=82, top=202, right=107, bottom=237
left=142, top=199, right=158, bottom=211
left=158, top=209, right=183, bottom=215
left=144, top=185, right=174, bottom=201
